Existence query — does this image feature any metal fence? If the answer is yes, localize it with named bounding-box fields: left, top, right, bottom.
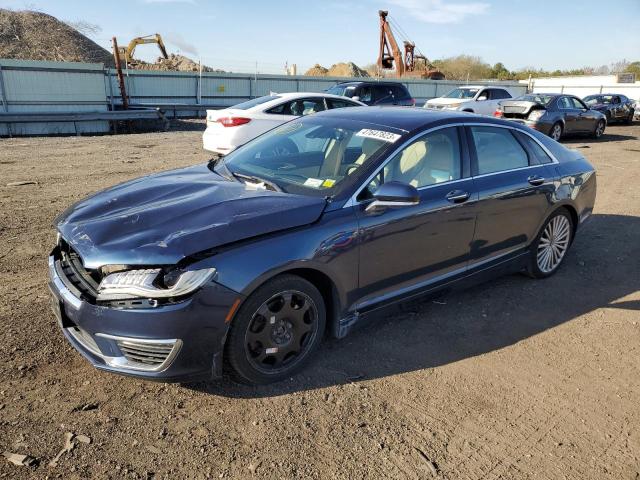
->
left=1, top=58, right=528, bottom=135
left=109, top=69, right=528, bottom=115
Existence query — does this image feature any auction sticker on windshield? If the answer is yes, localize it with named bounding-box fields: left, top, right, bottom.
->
left=355, top=128, right=401, bottom=143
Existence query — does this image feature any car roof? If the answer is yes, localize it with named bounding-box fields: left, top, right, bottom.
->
left=238, top=92, right=365, bottom=111
left=311, top=106, right=514, bottom=132
left=333, top=81, right=408, bottom=87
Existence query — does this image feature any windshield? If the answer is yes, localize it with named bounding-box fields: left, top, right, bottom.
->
left=231, top=95, right=281, bottom=110
left=584, top=95, right=612, bottom=105
left=443, top=88, right=478, bottom=99
left=517, top=94, right=554, bottom=106
left=214, top=117, right=398, bottom=197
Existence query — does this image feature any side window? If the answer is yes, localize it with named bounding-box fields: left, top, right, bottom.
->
left=358, top=86, right=373, bottom=103
left=267, top=98, right=325, bottom=116
left=379, top=127, right=462, bottom=189
left=470, top=126, right=528, bottom=175
left=476, top=89, right=489, bottom=101
left=570, top=97, right=587, bottom=110
left=374, top=86, right=394, bottom=103
left=514, top=131, right=553, bottom=165
left=557, top=97, right=573, bottom=109
left=491, top=89, right=511, bottom=100
left=613, top=96, right=621, bottom=104
left=328, top=98, right=358, bottom=109
left=392, top=86, right=407, bottom=99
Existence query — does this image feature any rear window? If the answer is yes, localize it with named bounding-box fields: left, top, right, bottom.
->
left=232, top=95, right=281, bottom=110
left=517, top=94, right=554, bottom=106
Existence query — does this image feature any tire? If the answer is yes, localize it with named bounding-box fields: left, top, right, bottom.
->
left=550, top=122, right=563, bottom=142
left=526, top=208, right=574, bottom=279
left=225, top=274, right=326, bottom=384
left=592, top=119, right=605, bottom=139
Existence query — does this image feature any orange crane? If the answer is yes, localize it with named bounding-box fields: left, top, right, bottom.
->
left=377, top=10, right=444, bottom=80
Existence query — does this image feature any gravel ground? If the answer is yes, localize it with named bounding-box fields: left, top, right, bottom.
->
left=0, top=122, right=639, bottom=479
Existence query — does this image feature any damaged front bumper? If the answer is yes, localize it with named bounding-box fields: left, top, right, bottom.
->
left=48, top=252, right=240, bottom=383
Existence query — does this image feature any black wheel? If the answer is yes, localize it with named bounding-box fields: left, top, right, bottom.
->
left=526, top=208, right=574, bottom=279
left=225, top=274, right=326, bottom=384
left=592, top=119, right=605, bottom=139
left=550, top=122, right=563, bottom=141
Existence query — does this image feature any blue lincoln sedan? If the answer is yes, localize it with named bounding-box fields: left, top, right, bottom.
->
left=49, top=107, right=596, bottom=384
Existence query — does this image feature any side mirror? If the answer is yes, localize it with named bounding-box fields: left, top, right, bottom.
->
left=365, top=181, right=419, bottom=213
left=351, top=96, right=360, bottom=102
left=477, top=95, right=488, bottom=101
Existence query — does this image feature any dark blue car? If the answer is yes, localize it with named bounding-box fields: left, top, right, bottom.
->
left=49, top=108, right=596, bottom=385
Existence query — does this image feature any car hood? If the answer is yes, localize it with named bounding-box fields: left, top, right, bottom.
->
left=588, top=104, right=609, bottom=110
left=426, top=97, right=467, bottom=106
left=55, top=164, right=327, bottom=269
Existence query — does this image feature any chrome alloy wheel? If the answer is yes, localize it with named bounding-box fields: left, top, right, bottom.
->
left=551, top=123, right=562, bottom=141
left=537, top=215, right=571, bottom=273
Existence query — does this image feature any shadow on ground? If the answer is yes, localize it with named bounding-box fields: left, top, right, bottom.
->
left=187, top=213, right=640, bottom=398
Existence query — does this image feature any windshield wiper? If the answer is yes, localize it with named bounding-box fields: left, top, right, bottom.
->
left=231, top=172, right=282, bottom=192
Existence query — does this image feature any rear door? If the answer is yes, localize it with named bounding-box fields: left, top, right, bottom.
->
left=467, top=125, right=557, bottom=264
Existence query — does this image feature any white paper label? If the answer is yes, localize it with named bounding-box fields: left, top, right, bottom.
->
left=303, top=178, right=324, bottom=188
left=355, top=128, right=401, bottom=143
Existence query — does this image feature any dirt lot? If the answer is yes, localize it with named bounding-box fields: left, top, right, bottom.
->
left=0, top=122, right=638, bottom=479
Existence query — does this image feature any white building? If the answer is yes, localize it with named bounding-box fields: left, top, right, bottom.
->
left=521, top=75, right=640, bottom=100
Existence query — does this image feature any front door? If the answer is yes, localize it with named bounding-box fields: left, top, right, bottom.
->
left=354, top=126, right=477, bottom=308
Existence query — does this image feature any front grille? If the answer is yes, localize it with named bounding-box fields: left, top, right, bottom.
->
left=57, top=240, right=101, bottom=302
left=116, top=339, right=179, bottom=370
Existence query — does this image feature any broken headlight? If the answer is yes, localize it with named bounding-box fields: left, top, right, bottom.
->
left=96, top=267, right=216, bottom=301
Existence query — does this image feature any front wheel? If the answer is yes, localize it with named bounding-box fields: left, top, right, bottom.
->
left=526, top=209, right=574, bottom=279
left=550, top=122, right=563, bottom=141
left=592, top=119, right=605, bottom=139
left=225, top=275, right=326, bottom=384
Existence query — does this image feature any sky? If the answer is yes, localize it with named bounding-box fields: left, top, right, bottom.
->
left=1, top=0, right=639, bottom=74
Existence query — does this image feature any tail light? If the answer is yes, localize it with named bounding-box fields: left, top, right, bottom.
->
left=216, top=117, right=251, bottom=127
left=493, top=109, right=503, bottom=118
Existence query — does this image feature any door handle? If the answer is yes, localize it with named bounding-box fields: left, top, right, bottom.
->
left=445, top=190, right=470, bottom=203
left=528, top=175, right=545, bottom=186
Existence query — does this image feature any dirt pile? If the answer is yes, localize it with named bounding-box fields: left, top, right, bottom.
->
left=304, top=63, right=329, bottom=76
left=304, top=61, right=369, bottom=78
left=130, top=53, right=224, bottom=73
left=0, top=9, right=114, bottom=66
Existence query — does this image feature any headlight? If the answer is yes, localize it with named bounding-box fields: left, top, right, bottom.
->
left=96, top=267, right=216, bottom=301
left=528, top=110, right=545, bottom=121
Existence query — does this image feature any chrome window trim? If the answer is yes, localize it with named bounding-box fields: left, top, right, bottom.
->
left=344, top=121, right=559, bottom=208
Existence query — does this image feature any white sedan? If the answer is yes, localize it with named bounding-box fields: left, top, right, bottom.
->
left=423, top=86, right=514, bottom=116
left=203, top=92, right=365, bottom=155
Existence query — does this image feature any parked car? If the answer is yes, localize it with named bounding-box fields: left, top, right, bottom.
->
left=495, top=93, right=607, bottom=141
left=325, top=81, right=415, bottom=106
left=583, top=93, right=635, bottom=124
left=49, top=107, right=596, bottom=385
left=423, top=85, right=513, bottom=115
left=202, top=92, right=364, bottom=154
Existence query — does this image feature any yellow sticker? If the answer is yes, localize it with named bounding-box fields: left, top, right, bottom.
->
left=322, top=179, right=336, bottom=187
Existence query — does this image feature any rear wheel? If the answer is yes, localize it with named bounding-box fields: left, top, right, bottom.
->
left=225, top=275, right=326, bottom=384
left=592, top=119, right=605, bottom=139
left=526, top=209, right=574, bottom=279
left=550, top=122, right=563, bottom=141
left=625, top=111, right=634, bottom=124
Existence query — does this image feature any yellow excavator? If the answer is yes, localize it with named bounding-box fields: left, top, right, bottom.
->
left=116, top=33, right=169, bottom=66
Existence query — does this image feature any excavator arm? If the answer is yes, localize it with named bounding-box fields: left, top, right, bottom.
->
left=377, top=10, right=404, bottom=77
left=119, top=34, right=169, bottom=64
